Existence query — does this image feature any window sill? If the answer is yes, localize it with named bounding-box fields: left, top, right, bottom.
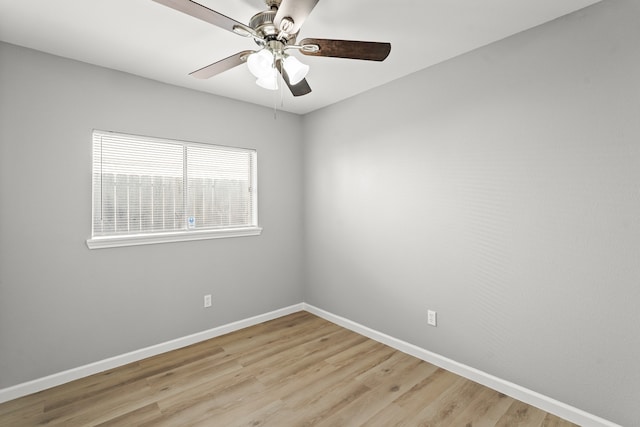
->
left=86, top=227, right=262, bottom=249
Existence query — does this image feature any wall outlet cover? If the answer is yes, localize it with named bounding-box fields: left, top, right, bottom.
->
left=427, top=310, right=437, bottom=327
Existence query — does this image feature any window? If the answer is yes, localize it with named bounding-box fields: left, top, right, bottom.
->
left=87, top=130, right=260, bottom=249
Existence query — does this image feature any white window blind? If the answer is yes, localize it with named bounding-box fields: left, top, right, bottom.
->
left=186, top=144, right=253, bottom=230
left=88, top=130, right=260, bottom=248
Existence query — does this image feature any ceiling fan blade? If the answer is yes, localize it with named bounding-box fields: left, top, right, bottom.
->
left=300, top=38, right=391, bottom=61
left=190, top=50, right=254, bottom=79
left=276, top=59, right=312, bottom=96
left=153, top=0, right=246, bottom=34
left=286, top=78, right=312, bottom=97
left=274, top=0, right=319, bottom=35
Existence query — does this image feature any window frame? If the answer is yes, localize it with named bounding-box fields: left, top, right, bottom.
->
left=87, top=130, right=261, bottom=249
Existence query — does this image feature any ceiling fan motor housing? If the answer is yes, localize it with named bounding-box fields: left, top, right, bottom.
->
left=249, top=9, right=296, bottom=45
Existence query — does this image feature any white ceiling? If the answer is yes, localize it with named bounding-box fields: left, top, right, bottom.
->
left=0, top=0, right=601, bottom=115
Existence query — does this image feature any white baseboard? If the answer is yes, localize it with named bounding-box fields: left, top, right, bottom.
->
left=302, top=303, right=620, bottom=427
left=0, top=302, right=620, bottom=427
left=0, top=303, right=304, bottom=404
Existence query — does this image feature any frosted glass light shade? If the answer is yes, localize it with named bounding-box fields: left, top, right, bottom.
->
left=247, top=49, right=274, bottom=78
left=256, top=67, right=278, bottom=90
left=283, top=55, right=309, bottom=85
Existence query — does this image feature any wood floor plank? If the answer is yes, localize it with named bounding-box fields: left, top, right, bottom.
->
left=234, top=319, right=336, bottom=367
left=267, top=379, right=372, bottom=426
left=0, top=311, right=579, bottom=427
left=206, top=398, right=286, bottom=427
left=0, top=391, right=43, bottom=417
left=324, top=337, right=391, bottom=368
left=154, top=368, right=258, bottom=416
left=145, top=351, right=242, bottom=400
left=252, top=328, right=369, bottom=387
left=255, top=360, right=340, bottom=403
left=392, top=367, right=462, bottom=413
left=43, top=377, right=156, bottom=426
left=448, top=387, right=516, bottom=427
left=360, top=402, right=411, bottom=427
left=242, top=320, right=348, bottom=372
left=94, top=402, right=163, bottom=427
left=316, top=353, right=438, bottom=426
left=154, top=377, right=266, bottom=426
left=0, top=399, right=45, bottom=426
left=407, top=377, right=486, bottom=425
left=496, top=399, right=549, bottom=427
left=355, top=350, right=438, bottom=389
left=542, top=412, right=582, bottom=427
left=276, top=343, right=396, bottom=410
left=225, top=311, right=326, bottom=347
left=41, top=361, right=146, bottom=413
left=223, top=312, right=333, bottom=360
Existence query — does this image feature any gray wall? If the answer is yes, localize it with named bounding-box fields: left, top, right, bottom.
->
left=0, top=42, right=303, bottom=388
left=303, top=0, right=639, bottom=425
left=1, top=0, right=639, bottom=424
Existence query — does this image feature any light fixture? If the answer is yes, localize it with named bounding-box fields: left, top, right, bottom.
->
left=247, top=49, right=274, bottom=78
left=256, top=67, right=278, bottom=90
left=282, top=55, right=309, bottom=85
left=246, top=46, right=310, bottom=91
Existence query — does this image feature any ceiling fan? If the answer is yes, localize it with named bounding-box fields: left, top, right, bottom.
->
left=153, top=0, right=392, bottom=96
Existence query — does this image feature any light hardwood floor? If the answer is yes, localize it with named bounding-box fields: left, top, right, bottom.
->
left=0, top=311, right=578, bottom=426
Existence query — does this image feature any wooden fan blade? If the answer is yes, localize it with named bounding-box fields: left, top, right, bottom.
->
left=276, top=59, right=312, bottom=97
left=287, top=78, right=312, bottom=97
left=300, top=38, right=391, bottom=61
left=190, top=50, right=254, bottom=79
left=153, top=0, right=245, bottom=34
left=274, top=0, right=319, bottom=35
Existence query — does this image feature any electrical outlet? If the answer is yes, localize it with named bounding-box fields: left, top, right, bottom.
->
left=427, top=309, right=437, bottom=327
left=204, top=294, right=212, bottom=308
